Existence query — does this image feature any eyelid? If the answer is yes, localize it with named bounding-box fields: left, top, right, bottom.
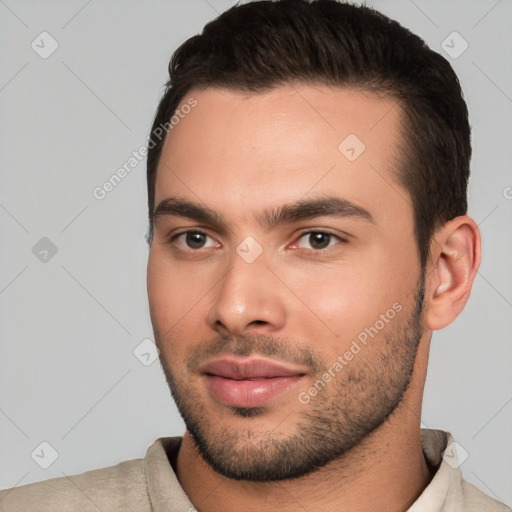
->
left=292, top=229, right=349, bottom=242
left=169, top=229, right=221, bottom=250
left=288, top=229, right=349, bottom=251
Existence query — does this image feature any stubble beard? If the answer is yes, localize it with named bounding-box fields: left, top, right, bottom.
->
left=155, top=278, right=425, bottom=482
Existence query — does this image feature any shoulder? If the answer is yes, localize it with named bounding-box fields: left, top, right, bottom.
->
left=460, top=480, right=511, bottom=512
left=0, top=457, right=149, bottom=512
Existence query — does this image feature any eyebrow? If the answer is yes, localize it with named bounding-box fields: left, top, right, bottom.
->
left=153, top=196, right=374, bottom=231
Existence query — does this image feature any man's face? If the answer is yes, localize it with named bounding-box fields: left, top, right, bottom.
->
left=147, top=85, right=426, bottom=481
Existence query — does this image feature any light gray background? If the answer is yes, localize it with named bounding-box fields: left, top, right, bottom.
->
left=1, top=0, right=511, bottom=506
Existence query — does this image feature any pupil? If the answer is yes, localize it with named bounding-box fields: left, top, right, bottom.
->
left=310, top=232, right=330, bottom=249
left=186, top=232, right=206, bottom=249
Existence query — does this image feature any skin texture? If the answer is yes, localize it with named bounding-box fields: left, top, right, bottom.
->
left=146, top=85, right=481, bottom=512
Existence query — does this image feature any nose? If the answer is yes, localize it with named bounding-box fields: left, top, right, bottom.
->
left=206, top=248, right=287, bottom=336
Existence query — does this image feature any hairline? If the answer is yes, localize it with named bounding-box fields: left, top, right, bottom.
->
left=147, top=81, right=426, bottom=259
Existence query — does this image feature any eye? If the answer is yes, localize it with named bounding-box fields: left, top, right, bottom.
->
left=172, top=231, right=219, bottom=250
left=293, top=231, right=344, bottom=251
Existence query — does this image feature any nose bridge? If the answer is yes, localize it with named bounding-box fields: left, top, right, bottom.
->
left=208, top=243, right=286, bottom=334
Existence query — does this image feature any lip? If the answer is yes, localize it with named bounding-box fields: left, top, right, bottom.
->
left=200, top=356, right=307, bottom=408
left=199, top=357, right=306, bottom=379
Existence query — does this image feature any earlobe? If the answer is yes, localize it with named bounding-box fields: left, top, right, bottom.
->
left=424, top=216, right=481, bottom=331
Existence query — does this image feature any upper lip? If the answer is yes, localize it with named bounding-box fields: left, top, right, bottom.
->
left=199, top=357, right=307, bottom=380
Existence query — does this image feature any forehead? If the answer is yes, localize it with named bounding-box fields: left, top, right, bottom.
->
left=155, top=84, right=411, bottom=229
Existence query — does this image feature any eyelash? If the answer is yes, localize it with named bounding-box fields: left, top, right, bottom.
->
left=168, top=229, right=347, bottom=254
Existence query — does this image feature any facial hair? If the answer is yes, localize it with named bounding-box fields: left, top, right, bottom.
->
left=155, top=276, right=425, bottom=482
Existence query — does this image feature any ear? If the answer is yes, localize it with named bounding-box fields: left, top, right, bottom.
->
left=424, top=216, right=481, bottom=331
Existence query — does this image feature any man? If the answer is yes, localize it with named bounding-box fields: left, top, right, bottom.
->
left=1, top=0, right=509, bottom=511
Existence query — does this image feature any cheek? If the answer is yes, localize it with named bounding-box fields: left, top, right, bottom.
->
left=147, top=249, right=212, bottom=345
left=276, top=248, right=416, bottom=346
left=269, top=259, right=372, bottom=348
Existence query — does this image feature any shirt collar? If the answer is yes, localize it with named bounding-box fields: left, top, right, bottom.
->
left=408, top=429, right=463, bottom=511
left=144, top=437, right=195, bottom=511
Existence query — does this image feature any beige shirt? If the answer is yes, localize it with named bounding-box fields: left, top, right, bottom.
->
left=0, top=429, right=509, bottom=511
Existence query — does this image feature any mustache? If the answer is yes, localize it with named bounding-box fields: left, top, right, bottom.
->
left=186, top=334, right=327, bottom=374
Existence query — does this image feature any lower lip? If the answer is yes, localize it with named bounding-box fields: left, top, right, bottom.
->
left=204, top=375, right=303, bottom=408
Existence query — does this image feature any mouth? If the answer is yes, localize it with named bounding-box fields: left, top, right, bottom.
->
left=199, top=356, right=307, bottom=408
